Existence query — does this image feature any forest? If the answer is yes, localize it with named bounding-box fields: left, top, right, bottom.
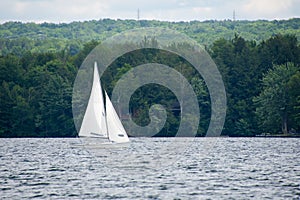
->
left=0, top=19, right=299, bottom=137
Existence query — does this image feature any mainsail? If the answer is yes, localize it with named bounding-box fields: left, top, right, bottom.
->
left=78, top=62, right=108, bottom=138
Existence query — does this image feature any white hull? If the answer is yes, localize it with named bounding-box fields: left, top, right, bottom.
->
left=73, top=137, right=129, bottom=149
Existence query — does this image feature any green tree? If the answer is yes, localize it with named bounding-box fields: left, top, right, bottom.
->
left=254, top=63, right=298, bottom=134
left=0, top=81, right=14, bottom=136
left=265, top=34, right=299, bottom=65
left=71, top=40, right=99, bottom=68
left=287, top=71, right=300, bottom=131
left=10, top=84, right=35, bottom=137
left=211, top=35, right=260, bottom=136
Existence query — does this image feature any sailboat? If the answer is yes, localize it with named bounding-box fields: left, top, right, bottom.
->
left=78, top=62, right=130, bottom=144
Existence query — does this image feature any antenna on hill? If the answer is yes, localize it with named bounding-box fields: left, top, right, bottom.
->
left=233, top=9, right=236, bottom=21
left=137, top=8, right=140, bottom=21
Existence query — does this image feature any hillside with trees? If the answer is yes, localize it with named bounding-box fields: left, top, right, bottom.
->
left=0, top=19, right=299, bottom=137
left=1, top=18, right=299, bottom=55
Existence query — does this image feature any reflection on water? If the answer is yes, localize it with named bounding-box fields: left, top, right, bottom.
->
left=0, top=138, right=299, bottom=199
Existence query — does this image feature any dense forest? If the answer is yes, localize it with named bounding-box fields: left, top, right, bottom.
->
left=1, top=18, right=300, bottom=56
left=0, top=19, right=299, bottom=137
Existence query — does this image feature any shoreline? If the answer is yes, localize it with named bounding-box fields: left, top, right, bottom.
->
left=255, top=134, right=300, bottom=138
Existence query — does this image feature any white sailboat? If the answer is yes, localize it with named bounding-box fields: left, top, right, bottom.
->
left=78, top=62, right=129, bottom=144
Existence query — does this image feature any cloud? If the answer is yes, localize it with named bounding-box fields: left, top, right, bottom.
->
left=241, top=0, right=299, bottom=19
left=243, top=0, right=291, bottom=14
left=0, top=0, right=109, bottom=23
left=192, top=7, right=212, bottom=13
left=0, top=0, right=299, bottom=23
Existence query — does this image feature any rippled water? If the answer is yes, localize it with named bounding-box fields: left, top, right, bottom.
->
left=0, top=138, right=299, bottom=199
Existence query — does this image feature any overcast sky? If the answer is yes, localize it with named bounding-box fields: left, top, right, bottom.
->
left=0, top=0, right=299, bottom=23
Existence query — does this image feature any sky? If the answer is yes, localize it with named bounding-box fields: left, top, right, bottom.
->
left=0, top=0, right=299, bottom=23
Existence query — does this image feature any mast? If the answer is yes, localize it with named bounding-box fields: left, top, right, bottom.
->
left=104, top=91, right=110, bottom=141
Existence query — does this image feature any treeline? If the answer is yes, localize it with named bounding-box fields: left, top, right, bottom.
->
left=0, top=41, right=99, bottom=137
left=1, top=18, right=299, bottom=55
left=0, top=33, right=299, bottom=137
left=211, top=34, right=300, bottom=136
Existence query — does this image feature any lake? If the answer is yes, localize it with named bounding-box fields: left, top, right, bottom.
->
left=0, top=137, right=299, bottom=199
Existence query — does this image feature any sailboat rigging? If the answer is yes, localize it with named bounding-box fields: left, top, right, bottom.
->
left=78, top=62, right=129, bottom=144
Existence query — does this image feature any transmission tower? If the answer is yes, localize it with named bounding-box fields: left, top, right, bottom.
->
left=233, top=10, right=236, bottom=21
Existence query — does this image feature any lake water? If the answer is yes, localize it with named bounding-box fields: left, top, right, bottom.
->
left=0, top=137, right=299, bottom=199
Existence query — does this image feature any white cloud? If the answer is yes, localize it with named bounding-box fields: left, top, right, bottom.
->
left=13, top=2, right=28, bottom=14
left=0, top=0, right=299, bottom=23
left=192, top=7, right=212, bottom=13
left=0, top=0, right=110, bottom=23
left=241, top=0, right=297, bottom=19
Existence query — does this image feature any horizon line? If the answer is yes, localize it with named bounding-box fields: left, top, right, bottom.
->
left=1, top=17, right=299, bottom=25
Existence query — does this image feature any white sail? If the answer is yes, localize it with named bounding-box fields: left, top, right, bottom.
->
left=78, top=62, right=108, bottom=138
left=105, top=91, right=130, bottom=143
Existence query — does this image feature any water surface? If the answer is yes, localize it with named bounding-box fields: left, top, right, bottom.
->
left=0, top=138, right=299, bottom=199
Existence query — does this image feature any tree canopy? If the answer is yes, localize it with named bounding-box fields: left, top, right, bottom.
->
left=0, top=19, right=299, bottom=137
left=0, top=18, right=299, bottom=56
